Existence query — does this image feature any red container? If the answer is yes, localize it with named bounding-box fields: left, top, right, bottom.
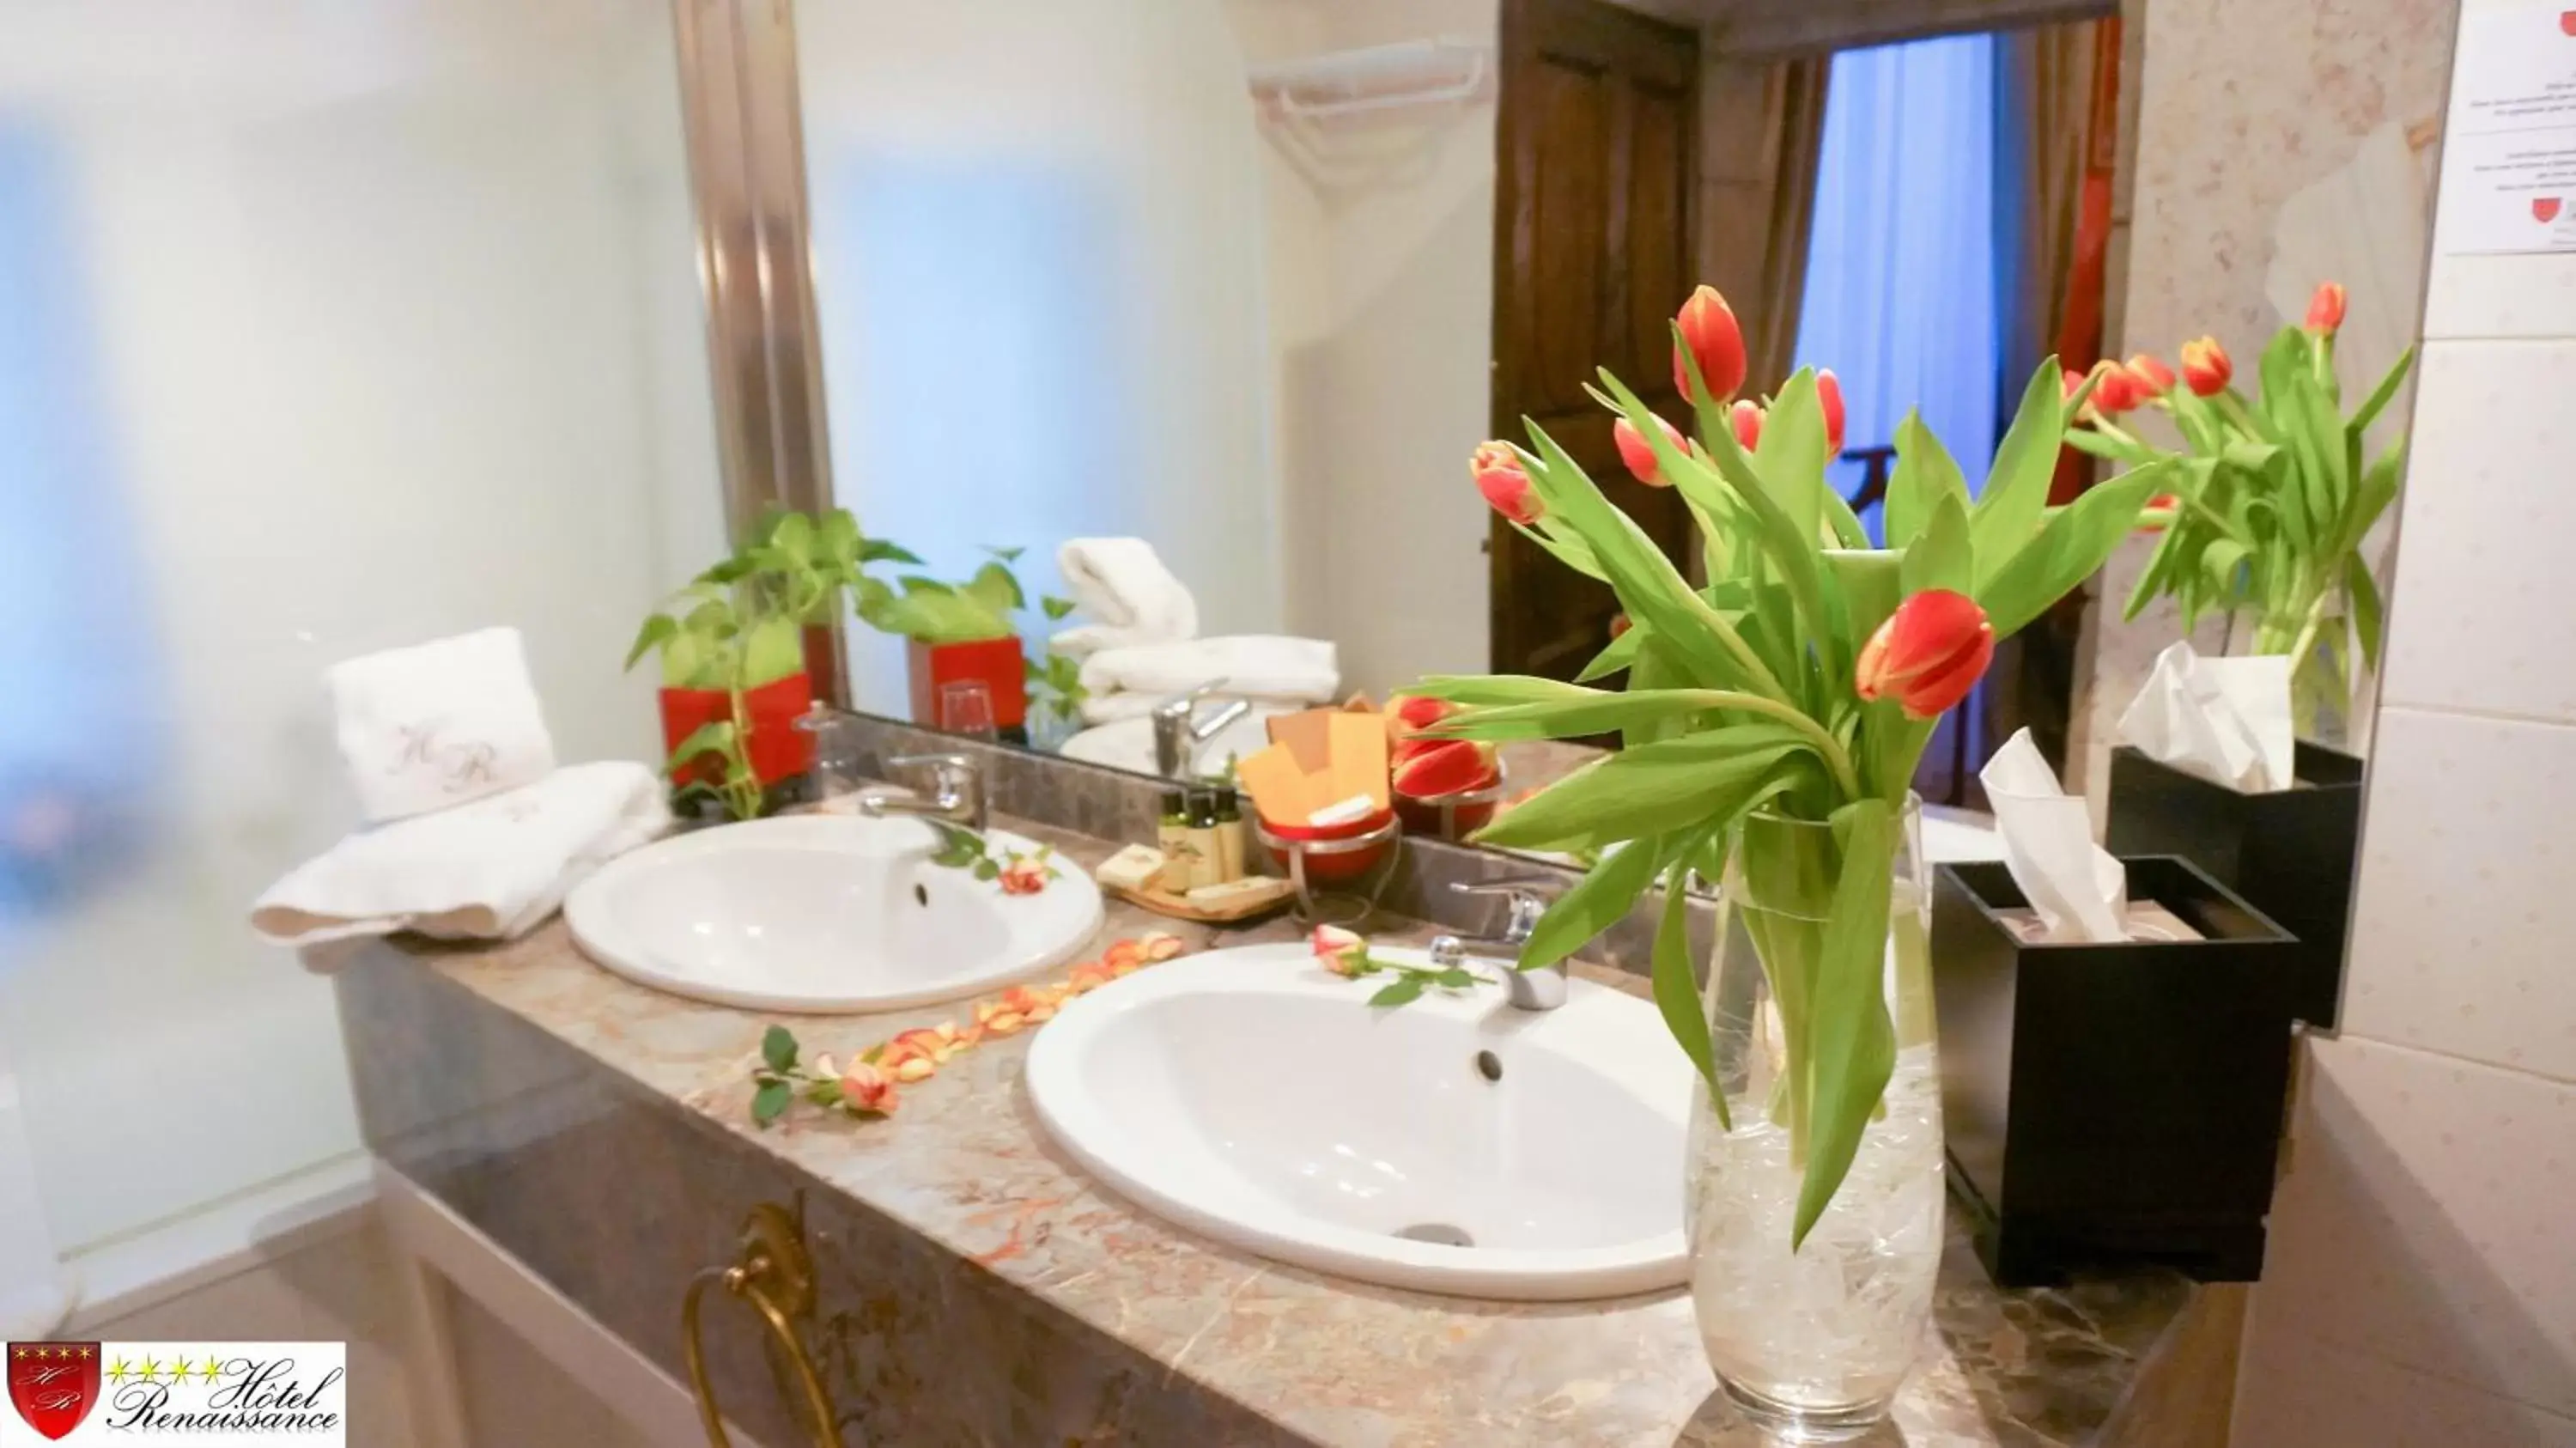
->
left=1393, top=762, right=1510, bottom=841
left=658, top=672, right=815, bottom=786
left=908, top=636, right=1028, bottom=731
left=1261, top=808, right=1398, bottom=883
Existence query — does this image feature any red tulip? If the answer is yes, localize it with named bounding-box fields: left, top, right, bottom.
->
left=2125, top=353, right=2177, bottom=394
left=1855, top=589, right=1995, bottom=721
left=1729, top=399, right=1765, bottom=452
left=2140, top=492, right=2181, bottom=533
left=1393, top=737, right=1500, bottom=799
left=1473, top=441, right=1542, bottom=526
left=1613, top=415, right=1686, bottom=486
left=1390, top=693, right=1453, bottom=733
left=1816, top=368, right=1847, bottom=454
left=2306, top=281, right=2347, bottom=335
left=1672, top=284, right=1747, bottom=403
left=2179, top=337, right=2233, bottom=398
left=2093, top=361, right=2145, bottom=415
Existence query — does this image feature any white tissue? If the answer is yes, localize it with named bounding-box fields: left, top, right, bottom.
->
left=1980, top=728, right=2128, bottom=943
left=2117, top=642, right=2295, bottom=794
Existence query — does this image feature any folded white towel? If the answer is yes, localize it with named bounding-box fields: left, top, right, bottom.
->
left=1077, top=636, right=1340, bottom=724
left=250, top=762, right=671, bottom=946
left=328, top=627, right=555, bottom=824
left=1048, top=538, right=1199, bottom=659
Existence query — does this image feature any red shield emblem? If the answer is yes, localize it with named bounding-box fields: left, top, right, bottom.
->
left=7, top=1343, right=101, bottom=1440
left=2538, top=197, right=2565, bottom=223
left=2561, top=9, right=2576, bottom=34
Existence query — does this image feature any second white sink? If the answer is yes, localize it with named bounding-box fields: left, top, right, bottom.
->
left=566, top=814, right=1103, bottom=1013
left=1026, top=943, right=1691, bottom=1300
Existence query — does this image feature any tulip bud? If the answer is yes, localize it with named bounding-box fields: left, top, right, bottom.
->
left=1310, top=923, right=1370, bottom=977
left=1815, top=368, right=1847, bottom=454
left=1613, top=415, right=1686, bottom=486
left=1854, top=589, right=1996, bottom=721
left=1392, top=738, right=1500, bottom=799
left=1472, top=441, right=1542, bottom=526
left=1729, top=399, right=1765, bottom=452
left=1672, top=284, right=1747, bottom=403
left=2178, top=337, right=2233, bottom=397
left=1390, top=693, right=1453, bottom=733
left=2125, top=353, right=2177, bottom=395
left=2306, top=281, right=2347, bottom=335
left=2139, top=492, right=2181, bottom=533
left=839, top=1062, right=899, bottom=1116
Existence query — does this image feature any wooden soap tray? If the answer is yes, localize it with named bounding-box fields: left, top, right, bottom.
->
left=1100, top=875, right=1297, bottom=924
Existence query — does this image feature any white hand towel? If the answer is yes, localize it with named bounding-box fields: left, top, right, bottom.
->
left=2118, top=642, right=2295, bottom=793
left=1980, top=728, right=2128, bottom=942
left=1048, top=538, right=1200, bottom=659
left=1076, top=636, right=1340, bottom=724
left=250, top=762, right=671, bottom=946
left=329, top=627, right=555, bottom=824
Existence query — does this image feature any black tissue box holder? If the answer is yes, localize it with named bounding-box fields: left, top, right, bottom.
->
left=1932, top=857, right=2300, bottom=1287
left=2104, top=741, right=2362, bottom=1028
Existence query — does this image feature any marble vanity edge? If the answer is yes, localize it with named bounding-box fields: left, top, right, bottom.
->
left=841, top=714, right=1696, bottom=973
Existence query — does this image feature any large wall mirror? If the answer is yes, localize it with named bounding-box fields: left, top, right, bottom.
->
left=706, top=0, right=2433, bottom=899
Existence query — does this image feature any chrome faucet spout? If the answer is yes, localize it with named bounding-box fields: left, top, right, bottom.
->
left=860, top=752, right=989, bottom=833
left=1427, top=877, right=1571, bottom=1012
left=1149, top=678, right=1249, bottom=779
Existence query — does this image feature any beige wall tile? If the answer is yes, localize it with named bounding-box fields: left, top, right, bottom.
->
left=2234, top=1314, right=2576, bottom=1448
left=2379, top=341, right=2576, bottom=722
left=2254, top=1034, right=2576, bottom=1416
left=2342, top=707, right=2576, bottom=1077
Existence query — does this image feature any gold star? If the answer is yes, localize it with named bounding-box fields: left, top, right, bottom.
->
left=76, top=1347, right=92, bottom=1360
left=138, top=1356, right=163, bottom=1383
left=106, top=1357, right=131, bottom=1384
left=198, top=1357, right=225, bottom=1381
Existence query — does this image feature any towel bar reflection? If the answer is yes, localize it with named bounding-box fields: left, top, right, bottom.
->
left=683, top=1202, right=846, bottom=1448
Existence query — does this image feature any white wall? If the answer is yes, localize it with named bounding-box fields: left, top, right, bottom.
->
left=1236, top=0, right=1499, bottom=697
left=792, top=0, right=1284, bottom=713
left=0, top=0, right=721, bottom=1250
left=2227, top=3, right=2576, bottom=1441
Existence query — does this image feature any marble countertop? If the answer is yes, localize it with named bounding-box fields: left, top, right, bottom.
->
left=376, top=807, right=2203, bottom=1447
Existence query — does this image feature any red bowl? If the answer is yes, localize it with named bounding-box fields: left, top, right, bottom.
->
left=1258, top=808, right=1398, bottom=883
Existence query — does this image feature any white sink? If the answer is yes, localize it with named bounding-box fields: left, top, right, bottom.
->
left=566, top=814, right=1102, bottom=1014
left=1026, top=943, right=1692, bottom=1300
left=1057, top=703, right=1293, bottom=779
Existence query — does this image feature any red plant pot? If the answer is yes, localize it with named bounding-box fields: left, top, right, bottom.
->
left=658, top=672, right=815, bottom=787
left=908, top=636, right=1028, bottom=731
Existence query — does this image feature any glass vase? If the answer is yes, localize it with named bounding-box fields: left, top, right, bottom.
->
left=1684, top=796, right=1943, bottom=1443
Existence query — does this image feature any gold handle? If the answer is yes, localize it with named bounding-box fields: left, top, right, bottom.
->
left=683, top=1203, right=845, bottom=1448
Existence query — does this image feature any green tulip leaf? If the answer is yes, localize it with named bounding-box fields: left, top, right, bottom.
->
left=1519, top=832, right=1672, bottom=973
left=1650, top=857, right=1727, bottom=1130
left=1969, top=360, right=2071, bottom=579
left=1978, top=459, right=2172, bottom=640
left=1791, top=797, right=1898, bottom=1250
left=1885, top=410, right=1970, bottom=549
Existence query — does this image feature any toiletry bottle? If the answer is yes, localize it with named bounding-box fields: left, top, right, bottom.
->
left=1184, top=788, right=1225, bottom=890
left=1157, top=789, right=1196, bottom=894
left=1212, top=787, right=1248, bottom=883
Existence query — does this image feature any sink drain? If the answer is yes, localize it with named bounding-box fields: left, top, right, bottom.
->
left=1393, top=1222, right=1473, bottom=1248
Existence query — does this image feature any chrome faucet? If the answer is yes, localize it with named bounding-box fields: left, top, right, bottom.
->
left=1429, top=877, right=1569, bottom=1012
left=1149, top=678, right=1252, bottom=780
left=860, top=752, right=988, bottom=832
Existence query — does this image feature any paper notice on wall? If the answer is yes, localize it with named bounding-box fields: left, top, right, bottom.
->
left=2437, top=3, right=2576, bottom=253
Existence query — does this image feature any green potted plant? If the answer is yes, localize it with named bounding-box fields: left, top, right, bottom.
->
left=854, top=546, right=1082, bottom=738
left=1406, top=283, right=2169, bottom=1438
left=627, top=508, right=915, bottom=819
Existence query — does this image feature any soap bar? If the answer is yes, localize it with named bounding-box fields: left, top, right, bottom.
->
left=1185, top=877, right=1294, bottom=907
left=1095, top=844, right=1170, bottom=893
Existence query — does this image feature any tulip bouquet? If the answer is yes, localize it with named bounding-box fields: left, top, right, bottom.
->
left=1423, top=286, right=2173, bottom=1244
left=2069, top=282, right=2415, bottom=730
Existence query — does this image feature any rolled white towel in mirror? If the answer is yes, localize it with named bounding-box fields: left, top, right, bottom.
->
left=249, top=761, right=671, bottom=947
left=328, top=625, right=555, bottom=824
left=1048, top=537, right=1200, bottom=659
left=1077, top=636, right=1339, bottom=724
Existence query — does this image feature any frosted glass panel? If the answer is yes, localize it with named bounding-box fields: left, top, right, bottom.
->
left=0, top=0, right=722, bottom=1248
left=791, top=0, right=1284, bottom=714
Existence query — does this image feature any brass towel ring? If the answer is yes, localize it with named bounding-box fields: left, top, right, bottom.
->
left=683, top=1203, right=846, bottom=1448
